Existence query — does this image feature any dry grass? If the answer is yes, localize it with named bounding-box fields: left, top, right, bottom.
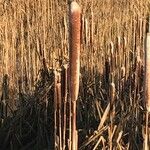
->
left=0, top=0, right=150, bottom=149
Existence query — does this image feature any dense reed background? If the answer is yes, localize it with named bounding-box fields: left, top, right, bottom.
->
left=0, top=0, right=150, bottom=149
left=0, top=0, right=149, bottom=92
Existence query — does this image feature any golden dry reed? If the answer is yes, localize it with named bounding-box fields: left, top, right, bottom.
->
left=69, top=1, right=81, bottom=150
left=145, top=32, right=150, bottom=112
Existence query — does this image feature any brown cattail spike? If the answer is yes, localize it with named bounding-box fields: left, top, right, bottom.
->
left=69, top=1, right=81, bottom=150
left=69, top=2, right=81, bottom=102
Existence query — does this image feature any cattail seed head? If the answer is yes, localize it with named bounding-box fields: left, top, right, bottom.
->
left=69, top=1, right=81, bottom=102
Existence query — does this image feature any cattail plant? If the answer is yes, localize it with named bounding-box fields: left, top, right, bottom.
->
left=145, top=17, right=150, bottom=113
left=69, top=1, right=81, bottom=150
left=144, top=16, right=150, bottom=150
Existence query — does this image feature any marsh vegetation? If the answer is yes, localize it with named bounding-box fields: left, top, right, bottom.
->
left=0, top=0, right=150, bottom=149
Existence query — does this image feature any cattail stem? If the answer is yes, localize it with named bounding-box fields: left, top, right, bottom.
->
left=62, top=65, right=68, bottom=150
left=54, top=70, right=58, bottom=149
left=144, top=16, right=150, bottom=150
left=69, top=1, right=81, bottom=150
left=57, top=81, right=62, bottom=150
left=109, top=82, right=115, bottom=150
left=145, top=33, right=150, bottom=112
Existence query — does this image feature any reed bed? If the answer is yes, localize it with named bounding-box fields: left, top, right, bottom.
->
left=0, top=0, right=150, bottom=149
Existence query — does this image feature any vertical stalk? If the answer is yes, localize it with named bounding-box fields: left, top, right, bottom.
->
left=54, top=70, right=58, bottom=149
left=144, top=16, right=150, bottom=150
left=69, top=1, right=81, bottom=150
left=57, top=80, right=62, bottom=150
left=63, top=65, right=68, bottom=150
left=145, top=18, right=150, bottom=112
left=109, top=82, right=115, bottom=150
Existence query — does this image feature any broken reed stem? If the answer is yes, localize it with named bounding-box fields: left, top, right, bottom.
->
left=69, top=1, right=81, bottom=150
